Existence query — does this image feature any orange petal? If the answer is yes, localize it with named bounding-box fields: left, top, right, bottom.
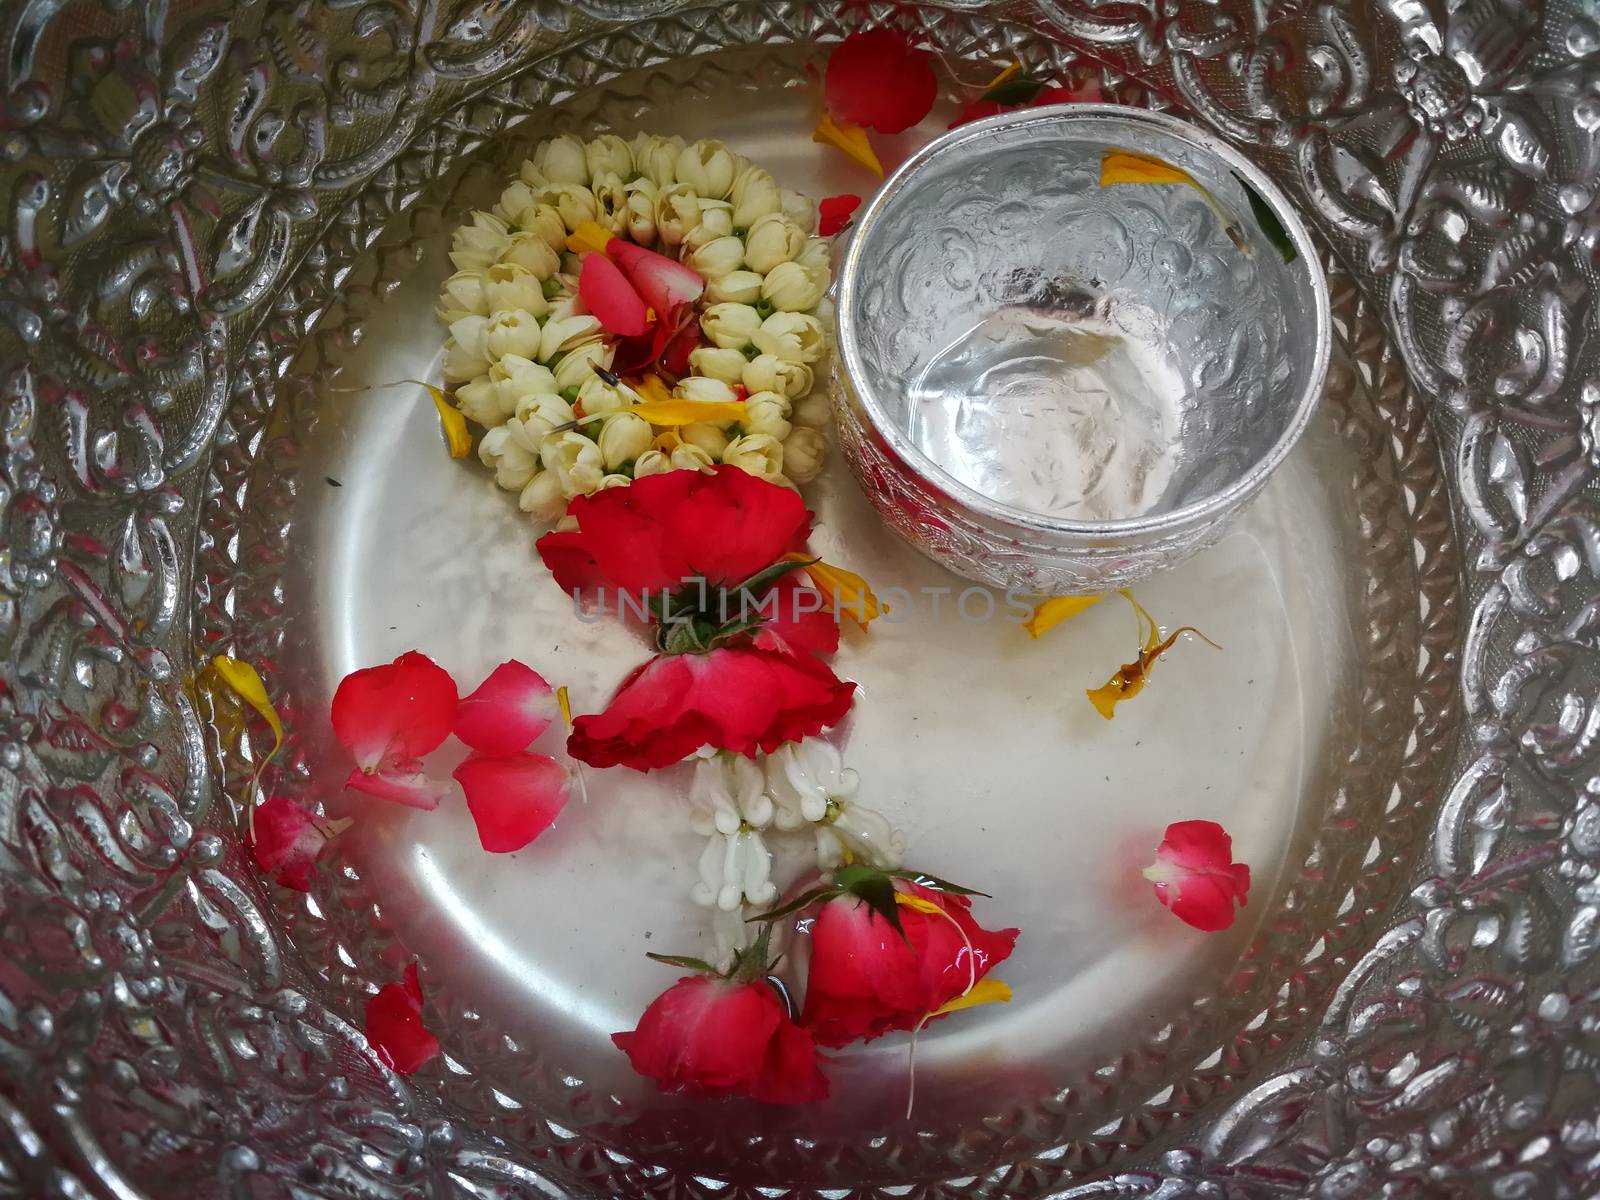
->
left=425, top=384, right=471, bottom=458
left=812, top=112, right=884, bottom=178
left=1024, top=594, right=1104, bottom=639
left=785, top=554, right=885, bottom=628
left=652, top=429, right=682, bottom=453
left=629, top=373, right=674, bottom=405
left=895, top=892, right=945, bottom=916
left=565, top=220, right=615, bottom=257
left=932, top=978, right=1013, bottom=1017
left=1099, top=148, right=1197, bottom=187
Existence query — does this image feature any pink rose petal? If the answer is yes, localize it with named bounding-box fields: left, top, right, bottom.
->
left=579, top=251, right=652, bottom=337
left=452, top=751, right=569, bottom=852
left=331, top=651, right=458, bottom=775
left=345, top=764, right=453, bottom=810
left=453, top=660, right=558, bottom=754
left=1142, top=819, right=1251, bottom=932
left=609, top=239, right=705, bottom=315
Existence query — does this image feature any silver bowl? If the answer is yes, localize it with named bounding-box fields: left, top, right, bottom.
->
left=834, top=105, right=1331, bottom=592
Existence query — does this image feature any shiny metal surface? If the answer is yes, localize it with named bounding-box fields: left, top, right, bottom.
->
left=0, top=0, right=1594, bottom=1197
left=835, top=107, right=1330, bottom=591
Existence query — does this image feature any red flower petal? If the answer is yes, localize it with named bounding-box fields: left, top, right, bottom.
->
left=1142, top=819, right=1251, bottom=932
left=752, top=574, right=841, bottom=658
left=569, top=648, right=856, bottom=771
left=331, top=652, right=458, bottom=774
left=608, top=240, right=705, bottom=316
left=612, top=975, right=828, bottom=1104
left=251, top=796, right=334, bottom=891
left=579, top=251, right=651, bottom=338
left=536, top=466, right=812, bottom=597
left=611, top=301, right=701, bottom=378
left=453, top=660, right=557, bottom=754
left=801, top=882, right=1017, bottom=1048
left=345, top=764, right=452, bottom=810
left=364, top=962, right=440, bottom=1074
left=451, top=751, right=568, bottom=853
left=818, top=194, right=861, bottom=237
left=825, top=28, right=938, bottom=134
left=947, top=98, right=1007, bottom=129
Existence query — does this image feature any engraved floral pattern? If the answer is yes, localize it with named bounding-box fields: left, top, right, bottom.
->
left=0, top=1, right=1594, bottom=1198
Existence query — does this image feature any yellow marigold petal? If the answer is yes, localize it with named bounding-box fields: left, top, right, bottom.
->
left=983, top=60, right=1022, bottom=91
left=1086, top=678, right=1134, bottom=720
left=652, top=430, right=682, bottom=453
left=1024, top=593, right=1105, bottom=639
left=630, top=373, right=673, bottom=405
left=933, top=978, right=1013, bottom=1017
left=208, top=656, right=284, bottom=753
left=812, top=112, right=884, bottom=178
left=565, top=220, right=615, bottom=257
left=786, top=554, right=886, bottom=627
left=895, top=892, right=945, bottom=916
left=628, top=399, right=748, bottom=426
left=556, top=685, right=573, bottom=727
left=425, top=384, right=472, bottom=458
left=1100, top=148, right=1197, bottom=187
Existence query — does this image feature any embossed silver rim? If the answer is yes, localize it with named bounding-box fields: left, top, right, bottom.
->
left=836, top=103, right=1332, bottom=538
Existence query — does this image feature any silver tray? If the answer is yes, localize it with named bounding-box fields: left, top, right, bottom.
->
left=2, top=2, right=1597, bottom=1197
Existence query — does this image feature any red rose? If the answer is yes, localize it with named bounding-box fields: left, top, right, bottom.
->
left=801, top=881, right=1018, bottom=1048
left=569, top=647, right=855, bottom=771
left=613, top=974, right=828, bottom=1104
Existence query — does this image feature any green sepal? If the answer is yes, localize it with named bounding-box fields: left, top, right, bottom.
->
left=645, top=952, right=716, bottom=973
left=982, top=75, right=1047, bottom=105
left=1233, top=172, right=1297, bottom=263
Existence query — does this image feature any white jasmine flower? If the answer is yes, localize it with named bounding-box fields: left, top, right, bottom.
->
left=523, top=204, right=568, bottom=252
left=722, top=433, right=784, bottom=481
left=496, top=231, right=562, bottom=279
left=675, top=376, right=738, bottom=405
left=701, top=302, right=762, bottom=349
left=540, top=430, right=604, bottom=495
left=689, top=755, right=773, bottom=837
left=688, top=347, right=748, bottom=384
left=780, top=187, right=819, bottom=234
left=599, top=473, right=632, bottom=490
left=796, top=236, right=831, bottom=275
left=492, top=180, right=539, bottom=227
left=670, top=442, right=716, bottom=472
left=492, top=355, right=558, bottom=411
left=624, top=178, right=657, bottom=245
left=692, top=825, right=777, bottom=911
left=742, top=391, right=792, bottom=440
left=675, top=139, right=737, bottom=198
left=742, top=353, right=813, bottom=400
left=479, top=424, right=538, bottom=491
left=449, top=211, right=510, bottom=271
left=590, top=170, right=628, bottom=236
left=552, top=339, right=613, bottom=392
left=654, top=183, right=702, bottom=249
left=454, top=375, right=502, bottom=427
left=437, top=269, right=488, bottom=324
left=532, top=134, right=588, bottom=185
left=577, top=375, right=626, bottom=416
left=443, top=314, right=491, bottom=381
left=482, top=263, right=549, bottom=316
left=630, top=133, right=685, bottom=188
left=766, top=740, right=858, bottom=830
left=730, top=166, right=781, bottom=228
left=513, top=392, right=575, bottom=437
left=518, top=469, right=567, bottom=521
left=790, top=393, right=830, bottom=428
left=484, top=309, right=544, bottom=361
left=782, top=426, right=827, bottom=483
left=753, top=311, right=826, bottom=363
left=683, top=204, right=734, bottom=252
left=545, top=183, right=599, bottom=231
left=761, top=260, right=829, bottom=311
left=743, top=213, right=806, bottom=274
left=517, top=159, right=548, bottom=188
left=538, top=314, right=603, bottom=363
left=502, top=415, right=541, bottom=454
left=816, top=797, right=905, bottom=872
left=598, top=412, right=652, bottom=469
left=631, top=449, right=671, bottom=478
left=680, top=421, right=730, bottom=459
left=584, top=133, right=633, bottom=181
left=706, top=270, right=764, bottom=305
left=688, top=235, right=744, bottom=281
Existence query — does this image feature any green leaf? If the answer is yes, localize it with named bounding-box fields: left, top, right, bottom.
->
left=746, top=887, right=839, bottom=923
left=982, top=75, right=1047, bottom=105
left=886, top=869, right=990, bottom=898
left=1233, top=172, right=1297, bottom=263
left=646, top=952, right=715, bottom=973
left=835, top=865, right=907, bottom=942
left=731, top=556, right=816, bottom=600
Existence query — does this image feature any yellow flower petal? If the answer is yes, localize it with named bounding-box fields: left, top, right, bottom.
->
left=812, top=112, right=884, bottom=178
left=652, top=430, right=682, bottom=453
left=207, top=656, right=284, bottom=754
left=425, top=384, right=472, bottom=458
left=556, top=685, right=573, bottom=728
left=932, top=978, right=1013, bottom=1017
left=1024, top=593, right=1105, bottom=639
left=628, top=399, right=748, bottom=426
left=1099, top=148, right=1198, bottom=187
left=785, top=554, right=886, bottom=628
left=983, top=60, right=1022, bottom=91
left=629, top=373, right=673, bottom=405
left=895, top=892, right=945, bottom=916
left=565, top=220, right=615, bottom=257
